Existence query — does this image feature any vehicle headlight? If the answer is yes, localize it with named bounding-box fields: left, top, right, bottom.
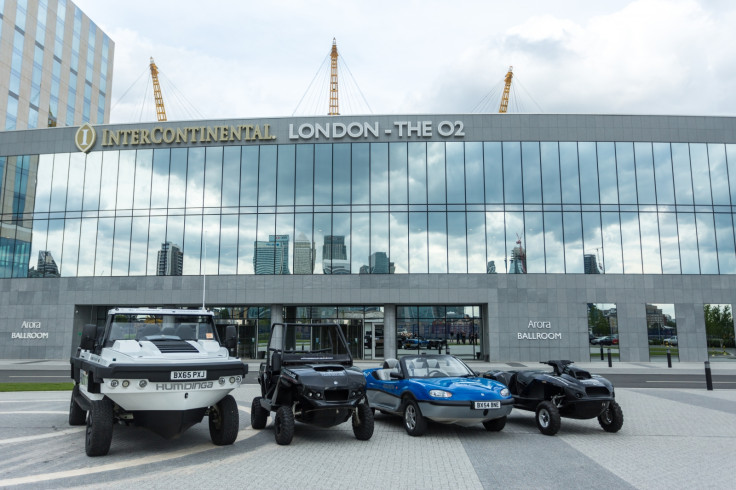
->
left=500, top=388, right=510, bottom=397
left=109, top=380, right=119, bottom=388
left=139, top=379, right=147, bottom=388
left=429, top=389, right=452, bottom=398
left=121, top=380, right=130, bottom=388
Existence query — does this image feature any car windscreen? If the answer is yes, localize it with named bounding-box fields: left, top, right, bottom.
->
left=108, top=314, right=218, bottom=342
left=282, top=324, right=349, bottom=356
left=402, top=356, right=475, bottom=378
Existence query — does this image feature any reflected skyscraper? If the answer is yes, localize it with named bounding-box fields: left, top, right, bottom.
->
left=32, top=250, right=59, bottom=277
left=487, top=261, right=496, bottom=274
left=508, top=239, right=526, bottom=274
left=157, top=242, right=183, bottom=276
left=323, top=235, right=349, bottom=274
left=369, top=252, right=394, bottom=274
left=293, top=233, right=315, bottom=275
left=254, top=235, right=290, bottom=275
left=584, top=254, right=602, bottom=274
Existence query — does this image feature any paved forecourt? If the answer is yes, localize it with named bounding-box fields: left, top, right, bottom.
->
left=1, top=384, right=735, bottom=489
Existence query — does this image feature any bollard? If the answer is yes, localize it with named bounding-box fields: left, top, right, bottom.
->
left=666, top=348, right=672, bottom=368
left=600, top=345, right=604, bottom=361
left=607, top=348, right=612, bottom=367
left=438, top=342, right=442, bottom=354
left=705, top=361, right=713, bottom=391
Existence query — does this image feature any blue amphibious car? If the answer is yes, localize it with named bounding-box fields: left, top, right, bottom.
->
left=364, top=355, right=513, bottom=436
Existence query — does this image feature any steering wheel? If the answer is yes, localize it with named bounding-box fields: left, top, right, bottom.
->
left=428, top=370, right=444, bottom=378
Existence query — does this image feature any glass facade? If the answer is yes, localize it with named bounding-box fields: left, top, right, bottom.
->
left=2, top=141, right=736, bottom=278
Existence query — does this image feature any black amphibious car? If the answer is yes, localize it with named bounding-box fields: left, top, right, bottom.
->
left=483, top=360, right=624, bottom=436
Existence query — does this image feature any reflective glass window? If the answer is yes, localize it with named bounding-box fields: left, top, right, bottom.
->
left=390, top=211, right=408, bottom=273
left=49, top=153, right=69, bottom=212
left=146, top=216, right=166, bottom=275
left=601, top=212, right=623, bottom=273
left=314, top=145, right=332, bottom=205
left=294, top=213, right=314, bottom=274
left=258, top=145, right=276, bottom=206
left=707, top=144, right=730, bottom=205
left=371, top=143, right=389, bottom=204
left=633, top=143, right=656, bottom=205
left=407, top=142, right=427, bottom=205
left=653, top=143, right=675, bottom=205
left=486, top=211, right=505, bottom=273
left=714, top=213, right=736, bottom=274
left=559, top=142, right=580, bottom=204
left=563, top=212, right=583, bottom=273
left=221, top=147, right=240, bottom=207
left=33, top=154, right=54, bottom=215
left=313, top=213, right=331, bottom=274
left=522, top=142, right=542, bottom=203
left=129, top=216, right=149, bottom=276
left=82, top=152, right=102, bottom=211
left=183, top=214, right=202, bottom=275
left=409, top=212, right=428, bottom=273
left=578, top=142, right=599, bottom=204
left=505, top=211, right=524, bottom=273
left=390, top=143, right=408, bottom=204
left=133, top=150, right=153, bottom=210
left=44, top=220, right=64, bottom=275
left=428, top=212, right=447, bottom=273
left=65, top=153, right=85, bottom=212
left=237, top=214, right=257, bottom=274
left=467, top=212, right=486, bottom=273
left=689, top=144, right=712, bottom=205
left=61, top=218, right=81, bottom=276
left=240, top=146, right=258, bottom=206
left=615, top=143, right=637, bottom=204
left=658, top=213, right=680, bottom=274
left=465, top=143, right=484, bottom=204
left=696, top=213, right=718, bottom=274
left=726, top=145, right=736, bottom=206
left=116, top=151, right=136, bottom=210
left=295, top=144, right=314, bottom=205
left=150, top=149, right=170, bottom=209
left=427, top=142, right=446, bottom=205
left=219, top=214, right=238, bottom=274
left=639, top=212, right=662, bottom=274
left=524, top=212, right=544, bottom=273
left=204, top=146, right=223, bottom=208
left=202, top=214, right=221, bottom=274
left=677, top=213, right=699, bottom=274
left=332, top=213, right=350, bottom=274
left=484, top=142, right=503, bottom=204
left=503, top=143, right=522, bottom=203
left=112, top=216, right=132, bottom=276
left=332, top=144, right=351, bottom=205
left=582, top=212, right=603, bottom=270
left=597, top=143, right=618, bottom=204
left=620, top=212, right=642, bottom=273
left=445, top=142, right=465, bottom=204
left=352, top=143, right=370, bottom=205
left=168, top=148, right=187, bottom=209
left=544, top=212, right=564, bottom=273
left=77, top=218, right=97, bottom=276
left=540, top=142, right=561, bottom=203
left=352, top=212, right=369, bottom=273
left=671, top=143, right=694, bottom=205
left=447, top=212, right=467, bottom=273
left=94, top=217, right=114, bottom=276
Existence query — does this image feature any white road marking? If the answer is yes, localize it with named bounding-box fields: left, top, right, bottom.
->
left=644, top=380, right=736, bottom=383
left=0, top=399, right=69, bottom=403
left=0, top=427, right=85, bottom=445
left=0, top=411, right=67, bottom=415
left=8, top=375, right=69, bottom=378
left=238, top=405, right=251, bottom=413
left=0, top=427, right=260, bottom=486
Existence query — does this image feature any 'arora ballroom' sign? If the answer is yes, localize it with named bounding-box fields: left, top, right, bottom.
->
left=11, top=321, right=50, bottom=340
left=517, top=320, right=562, bottom=341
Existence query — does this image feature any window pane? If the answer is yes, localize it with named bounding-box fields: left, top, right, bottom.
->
left=671, top=143, right=694, bottom=205
left=237, top=214, right=256, bottom=274
left=240, top=146, right=258, bottom=206
left=484, top=142, right=503, bottom=204
left=258, top=145, right=276, bottom=206
left=428, top=212, right=447, bottom=273
left=66, top=153, right=85, bottom=211
left=506, top=211, right=524, bottom=273
left=696, top=213, right=718, bottom=274
left=639, top=212, right=662, bottom=274
left=331, top=213, right=349, bottom=274
left=219, top=214, right=238, bottom=274
left=634, top=142, right=656, bottom=205
left=726, top=144, right=736, bottom=206
left=541, top=142, right=561, bottom=203
left=715, top=213, right=736, bottom=274
left=409, top=212, right=428, bottom=273
left=616, top=142, right=637, bottom=204
left=544, top=212, right=564, bottom=273
left=77, top=218, right=97, bottom=276
left=690, top=144, right=711, bottom=205
left=133, top=149, right=153, bottom=210
left=117, top=151, right=135, bottom=210
left=447, top=212, right=467, bottom=273
left=563, top=212, right=583, bottom=273
left=314, top=145, right=332, bottom=205
left=276, top=145, right=295, bottom=206
left=82, top=152, right=101, bottom=210
left=503, top=142, right=522, bottom=203
left=659, top=213, right=680, bottom=274
left=522, top=142, right=542, bottom=203
left=597, top=142, right=618, bottom=204
left=390, top=143, right=408, bottom=204
left=579, top=142, right=599, bottom=204
left=559, top=142, right=580, bottom=204
left=408, top=142, right=427, bottom=204
left=295, top=145, right=314, bottom=205
left=168, top=148, right=186, bottom=209
left=94, top=217, right=113, bottom=276
left=708, top=144, right=730, bottom=205
left=294, top=213, right=314, bottom=274
left=150, top=150, right=170, bottom=209
left=333, top=144, right=350, bottom=205
left=465, top=143, right=484, bottom=204
left=390, top=211, right=408, bottom=273
left=352, top=212, right=369, bottom=273
left=314, top=213, right=331, bottom=274
left=352, top=143, right=370, bottom=205
left=677, top=213, right=698, bottom=274
left=33, top=154, right=54, bottom=215
left=601, top=212, right=623, bottom=273
left=486, top=211, right=505, bottom=273
left=467, top=211, right=485, bottom=273
left=61, top=218, right=81, bottom=276
left=129, top=216, right=149, bottom=275
left=112, top=216, right=132, bottom=276
left=582, top=212, right=602, bottom=270
left=371, top=143, right=388, bottom=204
left=147, top=216, right=166, bottom=275
left=525, top=212, right=544, bottom=273
left=204, top=146, right=223, bottom=208
left=427, top=142, right=446, bottom=204
left=370, top=212, right=389, bottom=272
left=222, top=147, right=240, bottom=207
left=183, top=214, right=202, bottom=275
left=445, top=142, right=464, bottom=204
left=653, top=143, right=675, bottom=205
left=202, top=214, right=221, bottom=274
left=49, top=153, right=69, bottom=211
left=620, top=212, right=642, bottom=273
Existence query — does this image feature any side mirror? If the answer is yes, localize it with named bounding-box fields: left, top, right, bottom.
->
left=224, top=325, right=237, bottom=355
left=80, top=324, right=98, bottom=351
left=389, top=371, right=404, bottom=380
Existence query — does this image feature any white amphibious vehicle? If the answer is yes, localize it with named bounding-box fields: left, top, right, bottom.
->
left=69, top=308, right=247, bottom=456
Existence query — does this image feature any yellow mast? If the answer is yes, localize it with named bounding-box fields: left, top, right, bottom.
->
left=328, top=38, right=339, bottom=116
left=149, top=57, right=167, bottom=122
left=499, top=66, right=513, bottom=113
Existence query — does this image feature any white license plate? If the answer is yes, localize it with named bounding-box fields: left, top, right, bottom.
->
left=171, top=370, right=207, bottom=380
left=473, top=401, right=500, bottom=409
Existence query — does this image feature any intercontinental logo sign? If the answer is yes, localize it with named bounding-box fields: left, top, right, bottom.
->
left=74, top=122, right=277, bottom=152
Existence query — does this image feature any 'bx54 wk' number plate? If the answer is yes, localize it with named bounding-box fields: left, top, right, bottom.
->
left=171, top=370, right=207, bottom=380
left=473, top=401, right=500, bottom=409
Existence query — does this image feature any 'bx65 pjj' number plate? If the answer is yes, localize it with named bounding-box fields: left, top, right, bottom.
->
left=171, top=370, right=207, bottom=380
left=473, top=401, right=500, bottom=409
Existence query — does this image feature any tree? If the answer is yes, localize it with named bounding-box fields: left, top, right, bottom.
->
left=704, top=304, right=735, bottom=353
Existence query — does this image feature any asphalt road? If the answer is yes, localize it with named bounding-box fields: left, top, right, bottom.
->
left=3, top=369, right=736, bottom=389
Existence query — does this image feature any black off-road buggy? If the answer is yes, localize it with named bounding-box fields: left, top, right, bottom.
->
left=251, top=322, right=374, bottom=445
left=483, top=360, right=624, bottom=436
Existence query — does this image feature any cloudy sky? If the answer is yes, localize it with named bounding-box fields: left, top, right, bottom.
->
left=73, top=0, right=735, bottom=123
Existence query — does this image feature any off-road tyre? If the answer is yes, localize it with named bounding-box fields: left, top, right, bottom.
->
left=69, top=384, right=86, bottom=426
left=251, top=396, right=269, bottom=430
left=403, top=398, right=427, bottom=436
left=85, top=398, right=114, bottom=457
left=482, top=416, right=507, bottom=432
left=274, top=405, right=295, bottom=445
left=352, top=403, right=375, bottom=441
left=535, top=400, right=561, bottom=436
left=598, top=400, right=624, bottom=433
left=209, top=394, right=239, bottom=446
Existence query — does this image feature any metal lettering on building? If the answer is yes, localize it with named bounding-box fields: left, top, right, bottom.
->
left=100, top=124, right=276, bottom=148
left=10, top=321, right=49, bottom=340
left=288, top=120, right=465, bottom=140
left=517, top=320, right=562, bottom=341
